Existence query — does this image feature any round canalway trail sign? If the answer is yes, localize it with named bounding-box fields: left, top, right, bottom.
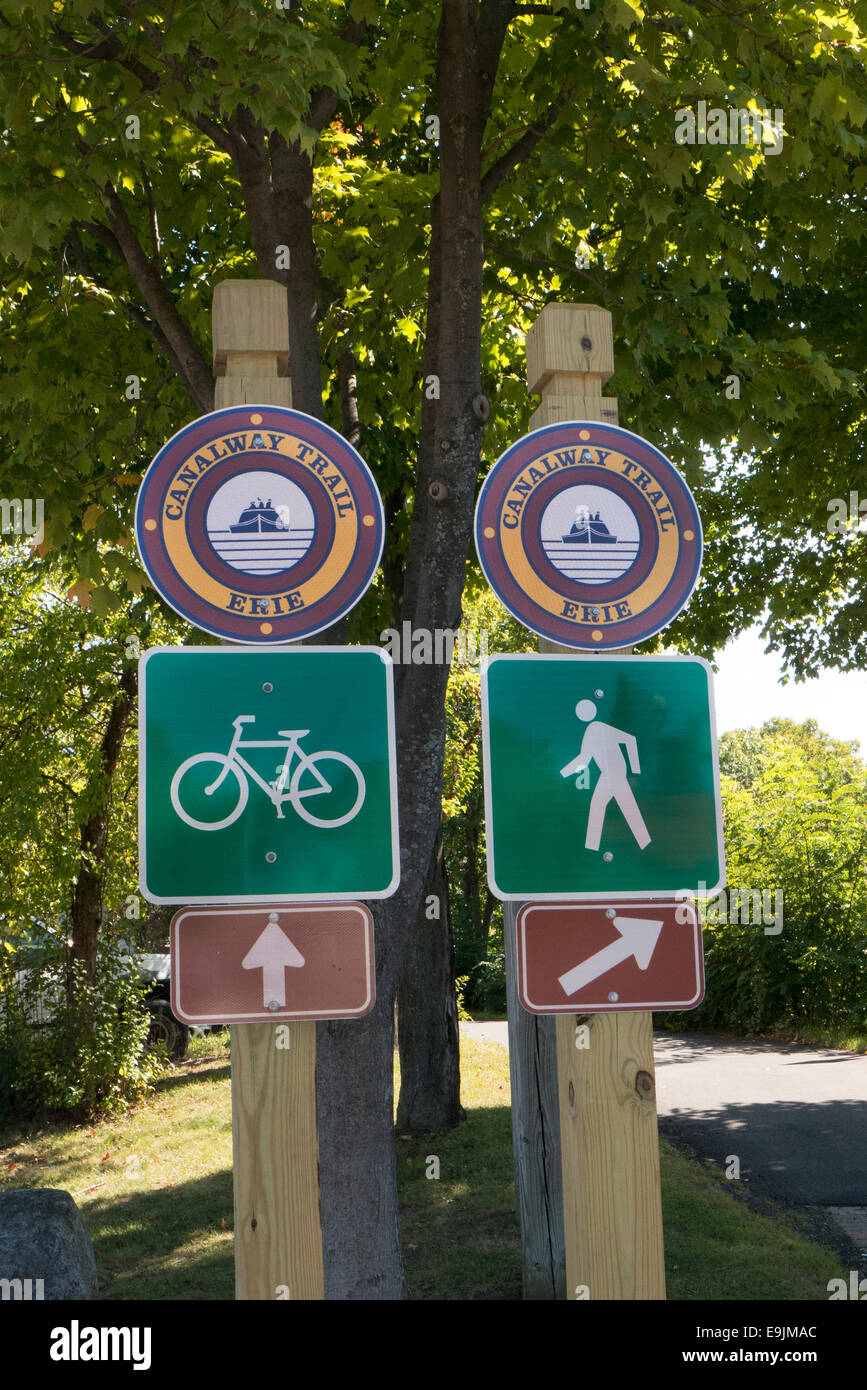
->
left=474, top=421, right=702, bottom=650
left=135, top=404, right=385, bottom=644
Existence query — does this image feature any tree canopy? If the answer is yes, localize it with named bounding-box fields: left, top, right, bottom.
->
left=2, top=1, right=866, bottom=662
left=691, top=719, right=867, bottom=1035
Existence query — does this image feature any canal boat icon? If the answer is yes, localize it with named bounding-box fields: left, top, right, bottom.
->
left=561, top=508, right=618, bottom=544
left=229, top=499, right=289, bottom=533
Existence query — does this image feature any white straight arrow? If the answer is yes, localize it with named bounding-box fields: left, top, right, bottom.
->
left=558, top=915, right=664, bottom=996
left=242, top=922, right=305, bottom=1009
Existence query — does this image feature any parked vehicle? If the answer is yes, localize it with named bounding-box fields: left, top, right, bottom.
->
left=2, top=935, right=190, bottom=1061
left=136, top=952, right=190, bottom=1060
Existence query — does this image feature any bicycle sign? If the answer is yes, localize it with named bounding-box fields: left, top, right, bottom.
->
left=139, top=646, right=399, bottom=903
left=170, top=717, right=366, bottom=831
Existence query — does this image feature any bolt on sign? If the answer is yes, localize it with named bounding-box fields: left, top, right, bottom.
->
left=139, top=646, right=399, bottom=904
left=516, top=900, right=704, bottom=1015
left=474, top=421, right=702, bottom=649
left=135, top=405, right=385, bottom=643
left=481, top=653, right=725, bottom=900
left=170, top=904, right=375, bottom=1024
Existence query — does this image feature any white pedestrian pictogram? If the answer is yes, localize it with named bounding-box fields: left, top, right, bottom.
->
left=559, top=698, right=651, bottom=852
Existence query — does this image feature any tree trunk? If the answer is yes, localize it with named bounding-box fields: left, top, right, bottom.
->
left=316, top=996, right=404, bottom=1298
left=396, top=825, right=463, bottom=1134
left=317, top=0, right=513, bottom=1296
left=100, top=0, right=515, bottom=1298
left=503, top=902, right=565, bottom=1299
left=68, top=665, right=137, bottom=990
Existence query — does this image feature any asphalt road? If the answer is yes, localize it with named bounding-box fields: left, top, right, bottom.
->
left=460, top=1022, right=867, bottom=1208
left=654, top=1032, right=867, bottom=1208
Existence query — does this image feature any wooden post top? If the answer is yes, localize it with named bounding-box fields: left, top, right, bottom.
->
left=526, top=302, right=617, bottom=431
left=526, top=302, right=614, bottom=396
left=212, top=279, right=290, bottom=376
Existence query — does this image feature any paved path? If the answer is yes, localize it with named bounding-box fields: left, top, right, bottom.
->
left=654, top=1032, right=867, bottom=1208
left=461, top=1020, right=508, bottom=1047
left=460, top=1022, right=867, bottom=1213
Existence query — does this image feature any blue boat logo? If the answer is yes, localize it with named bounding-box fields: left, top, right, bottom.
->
left=561, top=509, right=618, bottom=545
left=542, top=491, right=639, bottom=586
left=229, top=498, right=290, bottom=534
left=205, top=473, right=315, bottom=577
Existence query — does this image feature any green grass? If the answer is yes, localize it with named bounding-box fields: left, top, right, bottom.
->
left=0, top=1032, right=847, bottom=1300
left=399, top=1038, right=520, bottom=1300
left=657, top=1018, right=867, bottom=1054
left=660, top=1141, right=841, bottom=1300
left=0, top=1030, right=235, bottom=1300
left=767, top=1023, right=867, bottom=1053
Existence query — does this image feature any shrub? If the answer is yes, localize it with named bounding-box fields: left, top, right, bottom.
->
left=664, top=721, right=867, bottom=1035
left=463, top=952, right=507, bottom=1017
left=0, top=935, right=163, bottom=1120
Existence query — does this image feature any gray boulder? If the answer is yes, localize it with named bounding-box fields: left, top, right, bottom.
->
left=0, top=1189, right=98, bottom=1299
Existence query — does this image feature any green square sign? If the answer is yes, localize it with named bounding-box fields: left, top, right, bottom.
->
left=482, top=654, right=725, bottom=899
left=140, top=646, right=399, bottom=903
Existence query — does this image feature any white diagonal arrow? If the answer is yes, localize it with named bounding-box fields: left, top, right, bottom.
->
left=558, top=915, right=664, bottom=996
left=241, top=922, right=305, bottom=1009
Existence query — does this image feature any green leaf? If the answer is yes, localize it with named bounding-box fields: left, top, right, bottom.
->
left=603, top=0, right=645, bottom=27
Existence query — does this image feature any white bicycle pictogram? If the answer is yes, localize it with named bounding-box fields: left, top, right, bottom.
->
left=170, top=715, right=366, bottom=831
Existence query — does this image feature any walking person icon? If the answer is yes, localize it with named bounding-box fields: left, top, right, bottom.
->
left=559, top=699, right=652, bottom=853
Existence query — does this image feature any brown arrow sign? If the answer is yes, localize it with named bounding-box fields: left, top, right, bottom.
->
left=170, top=903, right=375, bottom=1024
left=517, top=899, right=704, bottom=1014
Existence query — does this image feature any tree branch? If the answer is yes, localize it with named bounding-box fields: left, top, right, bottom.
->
left=338, top=344, right=360, bottom=448
left=70, top=221, right=171, bottom=359
left=53, top=19, right=241, bottom=157
left=229, top=109, right=281, bottom=278
left=139, top=161, right=161, bottom=268
left=480, top=86, right=573, bottom=202
left=100, top=184, right=214, bottom=413
left=485, top=236, right=625, bottom=308
left=308, top=16, right=368, bottom=132
left=701, top=0, right=803, bottom=70
left=53, top=23, right=160, bottom=91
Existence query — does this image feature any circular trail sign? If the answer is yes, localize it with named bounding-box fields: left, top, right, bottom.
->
left=135, top=405, right=385, bottom=643
left=474, top=421, right=703, bottom=650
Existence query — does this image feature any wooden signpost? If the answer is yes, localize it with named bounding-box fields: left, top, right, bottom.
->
left=137, top=278, right=394, bottom=1303
left=541, top=307, right=666, bottom=1301
left=135, top=279, right=396, bottom=1299
left=214, top=280, right=324, bottom=1300
left=502, top=303, right=667, bottom=1299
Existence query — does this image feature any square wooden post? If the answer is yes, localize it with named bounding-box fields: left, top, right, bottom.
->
left=516, top=302, right=666, bottom=1300
left=212, top=279, right=324, bottom=1300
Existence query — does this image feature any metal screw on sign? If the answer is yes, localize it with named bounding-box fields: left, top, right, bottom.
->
left=266, top=852, right=277, bottom=863
left=608, top=992, right=619, bottom=1003
left=263, top=683, right=273, bottom=693
left=267, top=1000, right=280, bottom=1012
left=603, top=852, right=613, bottom=863
left=594, top=689, right=604, bottom=698
left=606, top=909, right=616, bottom=919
